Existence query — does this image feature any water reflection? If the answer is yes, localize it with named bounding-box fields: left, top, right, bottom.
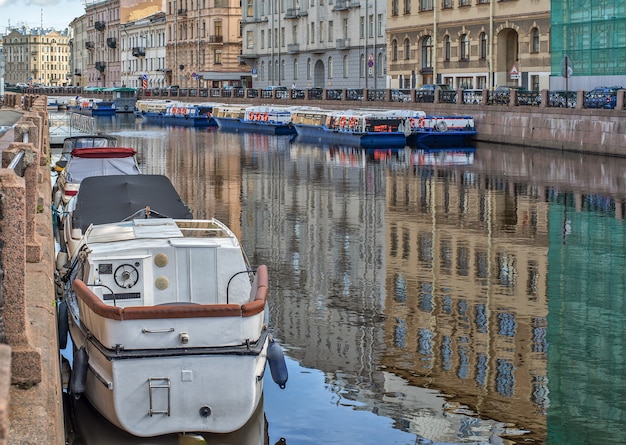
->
left=91, top=119, right=625, bottom=445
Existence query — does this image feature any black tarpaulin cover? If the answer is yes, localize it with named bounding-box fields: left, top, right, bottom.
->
left=72, top=175, right=193, bottom=232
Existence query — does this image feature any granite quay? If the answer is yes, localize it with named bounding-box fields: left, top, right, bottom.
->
left=0, top=95, right=65, bottom=445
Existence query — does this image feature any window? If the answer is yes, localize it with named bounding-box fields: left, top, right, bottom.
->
left=368, top=15, right=374, bottom=38
left=294, top=59, right=298, bottom=79
left=460, top=34, right=469, bottom=60
left=420, top=0, right=432, bottom=11
left=392, top=0, right=399, bottom=16
left=459, top=0, right=470, bottom=5
left=404, top=38, right=411, bottom=60
left=328, top=21, right=333, bottom=42
left=444, top=35, right=450, bottom=61
left=343, top=18, right=348, bottom=39
left=261, top=30, right=265, bottom=49
left=442, top=0, right=452, bottom=8
left=531, top=28, right=539, bottom=53
left=392, top=39, right=398, bottom=61
left=421, top=35, right=432, bottom=67
left=360, top=53, right=365, bottom=77
left=320, top=22, right=324, bottom=42
left=281, top=27, right=285, bottom=47
left=328, top=56, right=333, bottom=78
left=310, top=23, right=315, bottom=43
left=307, top=58, right=311, bottom=79
left=480, top=32, right=487, bottom=59
left=377, top=52, right=383, bottom=76
left=377, top=15, right=383, bottom=37
left=360, top=16, right=364, bottom=39
left=215, top=20, right=223, bottom=37
left=404, top=0, right=410, bottom=14
left=214, top=49, right=222, bottom=64
left=246, top=31, right=254, bottom=49
left=281, top=59, right=285, bottom=80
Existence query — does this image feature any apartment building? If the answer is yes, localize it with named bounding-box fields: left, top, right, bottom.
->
left=84, top=0, right=122, bottom=87
left=120, top=13, right=168, bottom=89
left=2, top=27, right=71, bottom=86
left=386, top=0, right=551, bottom=91
left=240, top=0, right=387, bottom=90
left=164, top=0, right=250, bottom=88
left=69, top=16, right=89, bottom=87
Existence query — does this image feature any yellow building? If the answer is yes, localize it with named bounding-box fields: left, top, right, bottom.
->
left=2, top=28, right=71, bottom=86
left=386, top=0, right=551, bottom=91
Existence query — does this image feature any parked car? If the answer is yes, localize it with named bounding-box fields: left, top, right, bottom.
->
left=391, top=89, right=412, bottom=102
left=418, top=83, right=454, bottom=91
left=462, top=89, right=483, bottom=105
left=263, top=85, right=289, bottom=99
left=584, top=86, right=624, bottom=109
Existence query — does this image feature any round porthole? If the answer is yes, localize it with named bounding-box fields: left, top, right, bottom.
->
left=155, top=276, right=169, bottom=290
left=154, top=253, right=168, bottom=267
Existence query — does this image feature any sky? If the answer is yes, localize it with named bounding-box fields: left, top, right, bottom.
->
left=0, top=0, right=87, bottom=32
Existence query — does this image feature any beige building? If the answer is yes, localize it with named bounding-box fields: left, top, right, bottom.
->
left=69, top=16, right=89, bottom=87
left=165, top=0, right=250, bottom=88
left=386, top=0, right=551, bottom=91
left=2, top=28, right=71, bottom=86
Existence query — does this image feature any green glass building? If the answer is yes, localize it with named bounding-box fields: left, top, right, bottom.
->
left=550, top=1, right=626, bottom=88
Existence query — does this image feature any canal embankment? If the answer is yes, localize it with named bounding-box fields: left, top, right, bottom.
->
left=0, top=96, right=65, bottom=445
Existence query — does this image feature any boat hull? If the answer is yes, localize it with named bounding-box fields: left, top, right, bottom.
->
left=68, top=313, right=268, bottom=437
left=406, top=129, right=477, bottom=147
left=214, top=117, right=296, bottom=135
left=68, top=106, right=116, bottom=117
left=142, top=113, right=217, bottom=127
left=295, top=124, right=407, bottom=148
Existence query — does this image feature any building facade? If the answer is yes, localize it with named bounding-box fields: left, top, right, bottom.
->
left=240, top=0, right=387, bottom=90
left=2, top=27, right=71, bottom=86
left=120, top=13, right=168, bottom=89
left=84, top=0, right=122, bottom=87
left=69, top=16, right=89, bottom=87
left=386, top=0, right=551, bottom=91
left=165, top=0, right=250, bottom=88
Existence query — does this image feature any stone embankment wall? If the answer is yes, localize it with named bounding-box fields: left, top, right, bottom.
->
left=0, top=95, right=64, bottom=445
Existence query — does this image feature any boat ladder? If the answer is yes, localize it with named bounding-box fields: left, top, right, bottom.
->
left=148, top=377, right=171, bottom=416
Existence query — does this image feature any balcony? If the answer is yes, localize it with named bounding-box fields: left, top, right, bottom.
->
left=85, top=41, right=95, bottom=50
left=285, top=8, right=307, bottom=18
left=311, top=44, right=327, bottom=54
left=94, top=21, right=106, bottom=31
left=209, top=35, right=223, bottom=43
left=95, top=62, right=106, bottom=72
left=287, top=43, right=300, bottom=53
left=177, top=8, right=187, bottom=16
left=336, top=38, right=351, bottom=50
left=333, top=0, right=360, bottom=10
left=132, top=47, right=146, bottom=57
left=106, top=37, right=117, bottom=48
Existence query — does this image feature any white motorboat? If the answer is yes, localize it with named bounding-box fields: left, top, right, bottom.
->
left=56, top=175, right=287, bottom=437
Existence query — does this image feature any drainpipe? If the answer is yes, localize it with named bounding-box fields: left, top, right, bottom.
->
left=489, top=0, right=494, bottom=89
left=433, top=0, right=437, bottom=84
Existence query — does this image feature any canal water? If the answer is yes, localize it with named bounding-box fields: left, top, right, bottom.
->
left=60, top=115, right=625, bottom=445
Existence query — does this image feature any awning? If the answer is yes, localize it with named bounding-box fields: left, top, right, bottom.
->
left=196, top=71, right=251, bottom=81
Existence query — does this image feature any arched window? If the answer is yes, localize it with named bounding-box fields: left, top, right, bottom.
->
left=261, top=61, right=265, bottom=81
left=392, top=40, right=398, bottom=61
left=444, top=35, right=450, bottom=61
left=404, top=38, right=411, bottom=60
left=377, top=52, right=384, bottom=76
left=328, top=56, right=333, bottom=78
left=531, top=28, right=540, bottom=53
left=421, top=35, right=432, bottom=68
left=294, top=59, right=299, bottom=80
left=307, top=58, right=311, bottom=79
left=460, top=34, right=469, bottom=60
left=480, top=32, right=487, bottom=59
left=281, top=59, right=285, bottom=80
left=343, top=55, right=349, bottom=78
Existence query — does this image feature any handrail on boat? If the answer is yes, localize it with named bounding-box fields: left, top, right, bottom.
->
left=71, top=264, right=268, bottom=320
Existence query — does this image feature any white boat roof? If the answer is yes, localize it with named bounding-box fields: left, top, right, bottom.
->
left=84, top=218, right=241, bottom=250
